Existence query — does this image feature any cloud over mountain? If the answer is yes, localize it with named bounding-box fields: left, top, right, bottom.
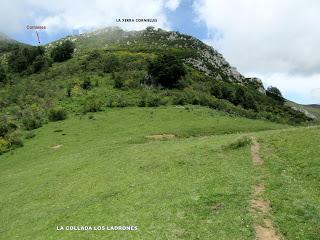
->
left=193, top=0, right=320, bottom=103
left=0, top=0, right=181, bottom=34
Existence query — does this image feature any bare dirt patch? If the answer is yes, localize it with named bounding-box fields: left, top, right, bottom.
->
left=251, top=199, right=270, bottom=214
left=146, top=134, right=176, bottom=140
left=250, top=184, right=281, bottom=240
left=51, top=144, right=62, bottom=149
left=255, top=219, right=281, bottom=240
left=251, top=137, right=264, bottom=166
left=253, top=184, right=265, bottom=196
left=211, top=203, right=224, bottom=214
left=250, top=185, right=269, bottom=214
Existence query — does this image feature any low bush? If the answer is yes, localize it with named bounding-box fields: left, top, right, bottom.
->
left=226, top=136, right=252, bottom=149
left=146, top=94, right=162, bottom=107
left=83, top=97, right=103, bottom=112
left=0, top=117, right=17, bottom=137
left=7, top=131, right=24, bottom=148
left=80, top=77, right=92, bottom=90
left=25, top=131, right=36, bottom=139
left=21, top=106, right=46, bottom=130
left=0, top=131, right=24, bottom=154
left=113, top=73, right=125, bottom=89
left=0, top=138, right=9, bottom=154
left=48, top=107, right=67, bottom=121
left=22, top=116, right=43, bottom=130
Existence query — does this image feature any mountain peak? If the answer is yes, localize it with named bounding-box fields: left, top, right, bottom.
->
left=47, top=27, right=245, bottom=83
left=0, top=33, right=16, bottom=42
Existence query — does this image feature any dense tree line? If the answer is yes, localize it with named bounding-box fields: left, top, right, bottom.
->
left=7, top=46, right=51, bottom=74
left=6, top=40, right=75, bottom=75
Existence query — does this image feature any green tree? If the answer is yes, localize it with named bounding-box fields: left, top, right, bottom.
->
left=221, top=84, right=234, bottom=102
left=211, top=82, right=223, bottom=98
left=32, top=55, right=48, bottom=73
left=242, top=92, right=257, bottom=110
left=234, top=87, right=246, bottom=106
left=81, top=77, right=92, bottom=90
left=148, top=52, right=186, bottom=89
left=266, top=86, right=284, bottom=104
left=233, top=86, right=257, bottom=110
left=51, top=40, right=75, bottom=62
left=113, top=73, right=124, bottom=89
left=103, top=54, right=120, bottom=73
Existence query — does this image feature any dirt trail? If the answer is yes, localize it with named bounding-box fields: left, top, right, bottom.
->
left=250, top=137, right=281, bottom=240
left=251, top=138, right=264, bottom=166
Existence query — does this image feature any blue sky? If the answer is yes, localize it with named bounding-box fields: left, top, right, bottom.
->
left=2, top=0, right=320, bottom=104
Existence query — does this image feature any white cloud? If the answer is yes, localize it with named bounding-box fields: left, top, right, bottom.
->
left=165, top=0, right=181, bottom=11
left=249, top=72, right=320, bottom=104
left=0, top=0, right=180, bottom=34
left=311, top=88, right=320, bottom=103
left=194, top=0, right=320, bottom=103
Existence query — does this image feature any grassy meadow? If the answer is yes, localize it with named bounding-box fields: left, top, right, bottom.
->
left=258, top=127, right=320, bottom=240
left=0, top=106, right=319, bottom=239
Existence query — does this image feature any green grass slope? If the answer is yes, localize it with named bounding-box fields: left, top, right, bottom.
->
left=259, top=127, right=320, bottom=239
left=0, top=106, right=288, bottom=240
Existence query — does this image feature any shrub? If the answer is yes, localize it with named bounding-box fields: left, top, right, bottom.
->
left=32, top=55, right=51, bottom=73
left=146, top=94, right=162, bottom=107
left=113, top=95, right=129, bottom=107
left=80, top=77, right=92, bottom=90
left=0, top=65, right=7, bottom=84
left=211, top=82, right=223, bottom=98
left=0, top=131, right=24, bottom=154
left=7, top=131, right=24, bottom=148
left=103, top=55, right=121, bottom=73
left=0, top=138, right=9, bottom=154
left=48, top=107, right=67, bottom=121
left=221, top=84, right=234, bottom=102
left=25, top=131, right=36, bottom=139
left=22, top=116, right=43, bottom=130
left=172, top=92, right=189, bottom=105
left=113, top=73, right=125, bottom=89
left=234, top=87, right=246, bottom=106
left=66, top=82, right=72, bottom=97
left=0, top=117, right=17, bottom=137
left=83, top=97, right=103, bottom=112
left=226, top=136, right=252, bottom=149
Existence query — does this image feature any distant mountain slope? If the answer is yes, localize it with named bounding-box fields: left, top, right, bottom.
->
left=306, top=104, right=320, bottom=108
left=0, top=33, right=27, bottom=55
left=286, top=101, right=320, bottom=120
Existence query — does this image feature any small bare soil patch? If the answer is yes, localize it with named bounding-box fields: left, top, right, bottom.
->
left=146, top=134, right=175, bottom=140
left=251, top=137, right=264, bottom=166
left=51, top=144, right=62, bottom=149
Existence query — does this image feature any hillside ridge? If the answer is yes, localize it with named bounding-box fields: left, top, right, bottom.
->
left=46, top=27, right=251, bottom=84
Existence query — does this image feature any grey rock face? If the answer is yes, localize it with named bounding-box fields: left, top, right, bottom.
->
left=291, top=106, right=317, bottom=119
left=244, top=77, right=266, bottom=93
